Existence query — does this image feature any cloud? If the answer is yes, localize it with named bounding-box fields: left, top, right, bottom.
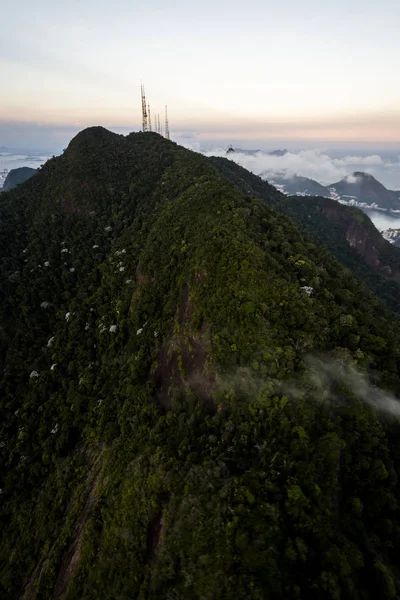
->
left=343, top=173, right=361, bottom=184
left=212, top=355, right=400, bottom=422
left=204, top=147, right=400, bottom=188
left=305, top=356, right=400, bottom=420
left=336, top=154, right=384, bottom=167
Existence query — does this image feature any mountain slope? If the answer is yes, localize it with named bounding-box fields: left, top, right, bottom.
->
left=210, top=156, right=400, bottom=314
left=2, top=129, right=400, bottom=599
left=2, top=166, right=37, bottom=191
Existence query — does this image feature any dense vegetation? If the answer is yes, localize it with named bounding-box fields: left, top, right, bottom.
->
left=2, top=128, right=400, bottom=598
left=210, top=156, right=400, bottom=314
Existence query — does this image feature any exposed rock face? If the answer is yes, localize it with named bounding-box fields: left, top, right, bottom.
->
left=157, top=285, right=214, bottom=409
left=319, top=204, right=400, bottom=280
left=320, top=206, right=380, bottom=266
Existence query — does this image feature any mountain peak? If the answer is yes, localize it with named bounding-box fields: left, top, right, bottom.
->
left=346, top=171, right=375, bottom=181
left=329, top=170, right=400, bottom=208
left=66, top=126, right=123, bottom=155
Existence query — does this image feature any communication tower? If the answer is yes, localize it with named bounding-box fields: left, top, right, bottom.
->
left=141, top=84, right=148, bottom=132
left=165, top=105, right=170, bottom=140
left=140, top=84, right=170, bottom=138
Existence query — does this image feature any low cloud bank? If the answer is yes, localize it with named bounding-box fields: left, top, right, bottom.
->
left=204, top=147, right=400, bottom=189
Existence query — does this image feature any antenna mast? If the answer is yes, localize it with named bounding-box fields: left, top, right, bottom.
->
left=148, top=104, right=152, bottom=131
left=141, top=84, right=148, bottom=132
left=165, top=105, right=170, bottom=140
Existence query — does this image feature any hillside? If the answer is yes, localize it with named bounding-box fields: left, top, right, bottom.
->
left=2, top=128, right=400, bottom=599
left=210, top=156, right=400, bottom=314
left=1, top=166, right=37, bottom=191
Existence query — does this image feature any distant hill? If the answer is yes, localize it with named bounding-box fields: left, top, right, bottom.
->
left=222, top=150, right=400, bottom=211
left=330, top=172, right=400, bottom=209
left=263, top=170, right=400, bottom=211
left=268, top=173, right=328, bottom=196
left=226, top=147, right=261, bottom=155
left=268, top=149, right=288, bottom=156
left=225, top=148, right=288, bottom=156
left=2, top=167, right=36, bottom=191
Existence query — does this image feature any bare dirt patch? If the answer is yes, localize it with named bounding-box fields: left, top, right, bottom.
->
left=156, top=285, right=215, bottom=409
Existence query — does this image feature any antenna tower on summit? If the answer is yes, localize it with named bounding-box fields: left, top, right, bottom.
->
left=141, top=84, right=148, bottom=132
left=139, top=84, right=169, bottom=138
left=165, top=105, right=170, bottom=140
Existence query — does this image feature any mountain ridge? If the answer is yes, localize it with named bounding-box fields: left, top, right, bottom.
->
left=2, top=128, right=400, bottom=599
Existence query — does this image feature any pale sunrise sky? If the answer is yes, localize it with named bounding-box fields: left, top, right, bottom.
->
left=1, top=0, right=400, bottom=149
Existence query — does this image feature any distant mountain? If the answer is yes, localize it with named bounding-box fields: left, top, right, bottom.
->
left=223, top=147, right=400, bottom=210
left=268, top=149, right=288, bottom=156
left=262, top=170, right=400, bottom=211
left=268, top=173, right=328, bottom=196
left=2, top=167, right=36, bottom=191
left=225, top=148, right=287, bottom=156
left=330, top=172, right=400, bottom=210
left=223, top=150, right=400, bottom=211
left=226, top=147, right=261, bottom=155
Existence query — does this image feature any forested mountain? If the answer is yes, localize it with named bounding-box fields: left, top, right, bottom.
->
left=210, top=156, right=400, bottom=314
left=2, top=128, right=400, bottom=599
left=1, top=166, right=37, bottom=191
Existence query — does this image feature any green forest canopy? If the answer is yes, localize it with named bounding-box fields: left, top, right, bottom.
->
left=1, top=128, right=400, bottom=599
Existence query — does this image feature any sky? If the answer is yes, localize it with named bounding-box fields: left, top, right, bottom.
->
left=1, top=0, right=400, bottom=151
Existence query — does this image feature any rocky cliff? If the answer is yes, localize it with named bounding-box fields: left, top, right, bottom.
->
left=318, top=203, right=400, bottom=279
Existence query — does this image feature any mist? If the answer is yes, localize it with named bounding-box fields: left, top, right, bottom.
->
left=306, top=356, right=400, bottom=420
left=363, top=210, right=400, bottom=231
left=204, top=147, right=400, bottom=190
left=214, top=354, right=400, bottom=422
